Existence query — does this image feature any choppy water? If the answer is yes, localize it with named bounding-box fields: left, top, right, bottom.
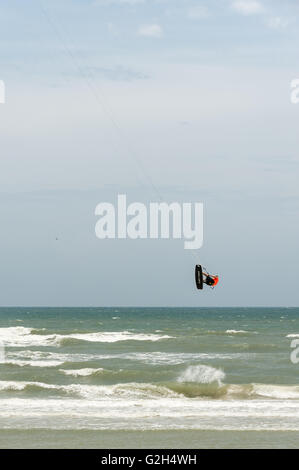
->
left=0, top=307, right=299, bottom=447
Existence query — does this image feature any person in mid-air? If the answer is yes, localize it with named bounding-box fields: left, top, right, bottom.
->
left=203, top=271, right=219, bottom=287
left=195, top=264, right=219, bottom=290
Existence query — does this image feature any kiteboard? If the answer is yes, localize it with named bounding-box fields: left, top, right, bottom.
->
left=195, top=264, right=203, bottom=290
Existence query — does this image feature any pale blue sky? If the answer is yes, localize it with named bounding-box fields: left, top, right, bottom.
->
left=0, top=0, right=299, bottom=306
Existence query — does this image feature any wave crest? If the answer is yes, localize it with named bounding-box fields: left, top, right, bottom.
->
left=60, top=368, right=105, bottom=377
left=1, top=379, right=299, bottom=400
left=178, top=365, right=225, bottom=386
left=0, top=327, right=173, bottom=347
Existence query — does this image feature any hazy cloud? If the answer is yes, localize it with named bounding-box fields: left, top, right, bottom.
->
left=138, top=24, right=163, bottom=38
left=231, top=0, right=264, bottom=15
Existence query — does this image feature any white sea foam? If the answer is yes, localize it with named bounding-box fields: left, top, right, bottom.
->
left=1, top=379, right=299, bottom=402
left=60, top=368, right=104, bottom=377
left=0, top=327, right=173, bottom=347
left=0, top=381, right=59, bottom=392
left=6, top=350, right=254, bottom=366
left=286, top=334, right=299, bottom=338
left=251, top=384, right=299, bottom=399
left=5, top=379, right=298, bottom=402
left=0, top=327, right=38, bottom=346
left=124, top=352, right=254, bottom=365
left=225, top=329, right=255, bottom=334
left=5, top=360, right=64, bottom=368
left=0, top=327, right=58, bottom=347
left=0, top=396, right=299, bottom=431
left=0, top=380, right=181, bottom=400
left=7, top=351, right=82, bottom=360
left=178, top=365, right=225, bottom=386
left=64, top=331, right=173, bottom=343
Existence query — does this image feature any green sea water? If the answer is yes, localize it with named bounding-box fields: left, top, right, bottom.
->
left=0, top=307, right=299, bottom=448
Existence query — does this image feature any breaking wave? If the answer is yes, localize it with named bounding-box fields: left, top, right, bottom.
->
left=178, top=365, right=225, bottom=386
left=60, top=368, right=105, bottom=377
left=0, top=327, right=173, bottom=347
left=1, top=370, right=299, bottom=400
left=0, top=381, right=180, bottom=399
left=4, top=360, right=64, bottom=368
left=204, top=329, right=257, bottom=336
left=225, top=329, right=256, bottom=335
left=4, top=350, right=255, bottom=369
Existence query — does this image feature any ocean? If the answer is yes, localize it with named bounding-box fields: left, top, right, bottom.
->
left=0, top=307, right=299, bottom=448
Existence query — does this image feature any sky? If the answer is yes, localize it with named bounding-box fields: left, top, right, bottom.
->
left=0, top=0, right=299, bottom=306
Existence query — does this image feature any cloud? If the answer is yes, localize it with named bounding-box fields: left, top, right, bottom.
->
left=231, top=1, right=264, bottom=15
left=137, top=24, right=163, bottom=38
left=187, top=6, right=210, bottom=20
left=266, top=16, right=290, bottom=30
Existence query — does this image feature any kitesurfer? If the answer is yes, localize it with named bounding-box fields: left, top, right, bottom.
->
left=203, top=271, right=219, bottom=287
